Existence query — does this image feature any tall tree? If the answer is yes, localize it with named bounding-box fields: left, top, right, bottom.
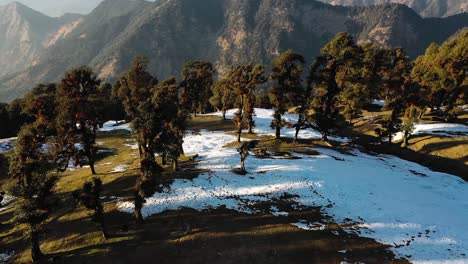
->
left=153, top=77, right=187, bottom=171
left=270, top=50, right=305, bottom=139
left=56, top=66, right=102, bottom=175
left=227, top=64, right=266, bottom=142
left=181, top=61, right=215, bottom=116
left=7, top=86, right=59, bottom=262
left=412, top=30, right=468, bottom=119
left=113, top=56, right=161, bottom=223
left=376, top=48, right=413, bottom=143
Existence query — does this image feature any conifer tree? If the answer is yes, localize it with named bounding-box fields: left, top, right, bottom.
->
left=181, top=61, right=215, bottom=115
left=7, top=86, right=59, bottom=262
left=270, top=50, right=304, bottom=139
left=113, top=56, right=161, bottom=223
left=153, top=77, right=187, bottom=171
left=375, top=48, right=413, bottom=144
left=210, top=78, right=234, bottom=120
left=227, top=64, right=266, bottom=142
left=56, top=66, right=102, bottom=175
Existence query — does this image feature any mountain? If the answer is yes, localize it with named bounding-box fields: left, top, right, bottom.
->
left=0, top=2, right=82, bottom=79
left=0, top=0, right=467, bottom=102
left=318, top=0, right=468, bottom=18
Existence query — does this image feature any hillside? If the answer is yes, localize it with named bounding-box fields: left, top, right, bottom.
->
left=0, top=2, right=81, bottom=79
left=0, top=0, right=467, bottom=102
left=319, top=0, right=468, bottom=17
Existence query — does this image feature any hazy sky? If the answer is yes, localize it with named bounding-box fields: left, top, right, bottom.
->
left=0, top=0, right=104, bottom=17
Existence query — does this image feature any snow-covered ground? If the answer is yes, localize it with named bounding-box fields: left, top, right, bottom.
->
left=393, top=123, right=468, bottom=142
left=117, top=108, right=468, bottom=263
left=0, top=137, right=16, bottom=153
left=99, top=121, right=131, bottom=132
left=204, top=108, right=350, bottom=142
left=0, top=251, right=14, bottom=263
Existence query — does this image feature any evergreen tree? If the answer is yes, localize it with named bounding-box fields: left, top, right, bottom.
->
left=255, top=89, right=272, bottom=109
left=375, top=48, right=413, bottom=144
left=270, top=50, right=305, bottom=139
left=56, top=66, right=102, bottom=175
left=73, top=177, right=108, bottom=239
left=7, top=86, right=59, bottom=262
left=210, top=78, right=234, bottom=120
left=181, top=61, right=215, bottom=115
left=153, top=77, right=187, bottom=171
left=113, top=56, right=161, bottom=223
left=227, top=64, right=266, bottom=142
left=412, top=30, right=468, bottom=120
left=308, top=56, right=341, bottom=141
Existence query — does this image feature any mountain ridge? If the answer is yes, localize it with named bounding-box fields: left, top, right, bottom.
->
left=0, top=0, right=467, bottom=102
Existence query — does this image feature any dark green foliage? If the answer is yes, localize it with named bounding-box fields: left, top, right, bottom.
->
left=227, top=64, right=266, bottom=142
left=153, top=77, right=187, bottom=171
left=56, top=66, right=103, bottom=175
left=98, top=83, right=127, bottom=122
left=270, top=50, right=305, bottom=139
left=210, top=78, right=234, bottom=120
left=412, top=30, right=468, bottom=120
left=7, top=108, right=58, bottom=262
left=255, top=89, right=271, bottom=109
left=113, top=56, right=162, bottom=223
left=181, top=61, right=215, bottom=115
left=73, top=177, right=108, bottom=239
left=375, top=48, right=413, bottom=143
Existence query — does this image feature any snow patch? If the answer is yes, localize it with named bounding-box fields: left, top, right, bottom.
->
left=110, top=165, right=130, bottom=173
left=393, top=123, right=468, bottom=141
left=99, top=121, right=131, bottom=132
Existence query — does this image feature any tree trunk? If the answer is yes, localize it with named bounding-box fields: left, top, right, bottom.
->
left=222, top=110, right=226, bottom=120
left=322, top=132, right=328, bottom=142
left=294, top=127, right=300, bottom=142
left=98, top=212, right=109, bottom=239
left=247, top=117, right=254, bottom=134
left=162, top=153, right=167, bottom=166
left=90, top=161, right=96, bottom=175
left=403, top=133, right=410, bottom=148
left=172, top=158, right=178, bottom=172
left=237, top=126, right=242, bottom=143
left=240, top=160, right=246, bottom=174
left=30, top=229, right=43, bottom=263
left=134, top=192, right=143, bottom=224
left=388, top=134, right=392, bottom=144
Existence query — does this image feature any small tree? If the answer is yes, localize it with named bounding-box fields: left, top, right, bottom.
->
left=73, top=177, right=108, bottom=239
left=181, top=61, right=215, bottom=116
left=210, top=78, right=234, bottom=119
left=56, top=66, right=102, bottom=175
left=400, top=119, right=415, bottom=148
left=270, top=50, right=305, bottom=139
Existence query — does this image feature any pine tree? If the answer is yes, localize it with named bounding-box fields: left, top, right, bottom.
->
left=73, top=177, right=108, bottom=239
left=209, top=78, right=234, bottom=119
left=56, top=66, right=102, bottom=175
left=153, top=77, right=187, bottom=171
left=7, top=86, right=59, bottom=262
left=270, top=50, right=304, bottom=139
left=113, top=56, right=161, bottom=223
left=375, top=48, right=413, bottom=144
left=226, top=64, right=266, bottom=142
left=181, top=61, right=215, bottom=116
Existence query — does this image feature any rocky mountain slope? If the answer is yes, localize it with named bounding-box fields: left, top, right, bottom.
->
left=0, top=0, right=467, bottom=102
left=319, top=0, right=468, bottom=17
left=0, top=2, right=81, bottom=79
